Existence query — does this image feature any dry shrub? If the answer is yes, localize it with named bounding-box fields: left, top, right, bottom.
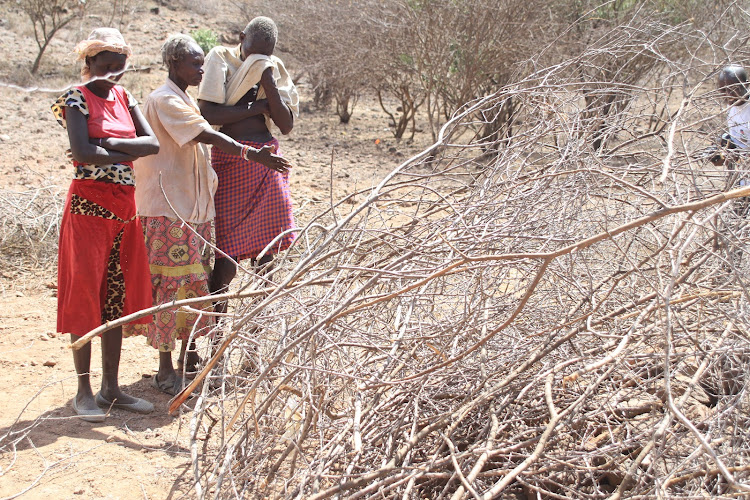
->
left=273, top=0, right=374, bottom=120
left=160, top=5, right=750, bottom=499
left=0, top=186, right=62, bottom=274
left=246, top=0, right=724, bottom=145
left=104, top=0, right=149, bottom=32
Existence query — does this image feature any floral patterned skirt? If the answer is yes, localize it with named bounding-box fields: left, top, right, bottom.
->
left=123, top=216, right=213, bottom=352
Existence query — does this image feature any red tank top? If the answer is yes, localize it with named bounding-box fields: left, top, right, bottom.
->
left=78, top=84, right=136, bottom=141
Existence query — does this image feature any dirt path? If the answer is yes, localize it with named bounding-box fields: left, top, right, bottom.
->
left=0, top=293, right=198, bottom=499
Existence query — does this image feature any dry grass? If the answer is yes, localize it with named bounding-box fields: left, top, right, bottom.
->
left=0, top=185, right=62, bottom=276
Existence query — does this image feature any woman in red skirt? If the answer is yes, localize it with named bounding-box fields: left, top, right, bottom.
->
left=53, top=28, right=160, bottom=422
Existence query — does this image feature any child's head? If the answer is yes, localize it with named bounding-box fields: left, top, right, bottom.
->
left=240, top=16, right=278, bottom=59
left=718, top=65, right=749, bottom=106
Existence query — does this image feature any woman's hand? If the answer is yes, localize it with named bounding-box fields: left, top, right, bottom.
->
left=254, top=144, right=291, bottom=173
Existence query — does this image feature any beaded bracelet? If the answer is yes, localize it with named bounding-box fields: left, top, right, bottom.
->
left=241, top=145, right=258, bottom=161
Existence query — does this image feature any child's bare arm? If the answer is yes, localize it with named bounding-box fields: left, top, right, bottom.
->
left=260, top=67, right=293, bottom=135
left=198, top=98, right=268, bottom=126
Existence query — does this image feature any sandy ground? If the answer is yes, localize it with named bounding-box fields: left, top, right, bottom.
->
left=0, top=2, right=427, bottom=498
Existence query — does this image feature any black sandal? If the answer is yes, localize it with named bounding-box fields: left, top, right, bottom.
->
left=151, top=373, right=183, bottom=396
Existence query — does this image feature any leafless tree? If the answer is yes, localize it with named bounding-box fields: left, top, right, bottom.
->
left=18, top=0, right=89, bottom=74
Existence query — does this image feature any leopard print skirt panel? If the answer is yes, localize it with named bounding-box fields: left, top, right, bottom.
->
left=70, top=194, right=135, bottom=222
left=68, top=193, right=134, bottom=324
left=102, top=229, right=126, bottom=323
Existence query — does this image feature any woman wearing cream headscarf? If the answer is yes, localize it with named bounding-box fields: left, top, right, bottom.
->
left=52, top=28, right=160, bottom=422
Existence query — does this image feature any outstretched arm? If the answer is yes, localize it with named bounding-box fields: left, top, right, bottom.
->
left=195, top=128, right=291, bottom=173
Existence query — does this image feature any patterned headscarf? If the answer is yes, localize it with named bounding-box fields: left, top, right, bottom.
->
left=74, top=28, right=132, bottom=80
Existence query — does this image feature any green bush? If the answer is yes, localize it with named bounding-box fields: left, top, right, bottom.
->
left=191, top=28, right=219, bottom=54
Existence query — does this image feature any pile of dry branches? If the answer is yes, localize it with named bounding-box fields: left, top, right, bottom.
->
left=0, top=186, right=62, bottom=275
left=170, top=14, right=750, bottom=498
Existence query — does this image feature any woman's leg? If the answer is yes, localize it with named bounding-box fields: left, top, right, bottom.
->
left=209, top=254, right=273, bottom=370
left=71, top=333, right=98, bottom=411
left=178, top=339, right=188, bottom=369
left=158, top=351, right=175, bottom=380
left=177, top=339, right=201, bottom=371
left=252, top=254, right=274, bottom=274
left=209, top=254, right=273, bottom=314
left=210, top=256, right=238, bottom=314
left=99, top=326, right=141, bottom=405
left=152, top=349, right=182, bottom=394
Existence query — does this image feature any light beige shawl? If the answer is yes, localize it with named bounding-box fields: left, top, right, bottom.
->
left=198, top=45, right=298, bottom=132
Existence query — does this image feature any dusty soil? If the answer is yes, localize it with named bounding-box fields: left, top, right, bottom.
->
left=0, top=2, right=429, bottom=498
